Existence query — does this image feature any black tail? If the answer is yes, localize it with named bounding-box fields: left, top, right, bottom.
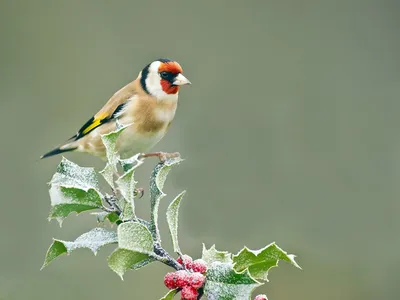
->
left=40, top=146, right=76, bottom=159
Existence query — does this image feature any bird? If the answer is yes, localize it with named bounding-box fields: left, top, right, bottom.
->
left=41, top=58, right=191, bottom=160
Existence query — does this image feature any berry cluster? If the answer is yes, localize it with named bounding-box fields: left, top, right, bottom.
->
left=164, top=255, right=207, bottom=300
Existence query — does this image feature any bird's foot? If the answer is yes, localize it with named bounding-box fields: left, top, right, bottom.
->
left=134, top=187, right=144, bottom=199
left=139, top=151, right=180, bottom=162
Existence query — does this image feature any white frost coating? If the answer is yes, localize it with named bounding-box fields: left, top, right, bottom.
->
left=202, top=244, right=233, bottom=267
left=101, top=123, right=132, bottom=171
left=205, top=263, right=261, bottom=300
left=238, top=242, right=301, bottom=269
left=50, top=157, right=100, bottom=191
left=116, top=153, right=144, bottom=219
left=56, top=228, right=117, bottom=255
left=166, top=191, right=186, bottom=254
left=232, top=242, right=302, bottom=282
left=49, top=185, right=72, bottom=205
left=108, top=248, right=153, bottom=280
left=49, top=186, right=101, bottom=207
left=150, top=156, right=183, bottom=242
left=117, top=222, right=154, bottom=255
left=100, top=162, right=116, bottom=189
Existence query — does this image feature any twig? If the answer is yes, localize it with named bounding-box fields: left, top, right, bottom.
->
left=153, top=242, right=183, bottom=271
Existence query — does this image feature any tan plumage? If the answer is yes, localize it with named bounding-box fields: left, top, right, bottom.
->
left=41, top=59, right=191, bottom=160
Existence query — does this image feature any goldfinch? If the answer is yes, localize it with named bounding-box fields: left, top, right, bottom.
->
left=41, top=58, right=191, bottom=160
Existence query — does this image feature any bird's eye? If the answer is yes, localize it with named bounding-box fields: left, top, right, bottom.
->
left=160, top=71, right=169, bottom=79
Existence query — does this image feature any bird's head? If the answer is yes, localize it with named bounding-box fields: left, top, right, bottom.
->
left=139, top=59, right=191, bottom=100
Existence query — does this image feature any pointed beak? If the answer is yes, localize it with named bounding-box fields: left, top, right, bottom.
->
left=173, top=73, right=191, bottom=86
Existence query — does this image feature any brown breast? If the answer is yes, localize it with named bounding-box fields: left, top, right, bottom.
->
left=132, top=95, right=178, bottom=135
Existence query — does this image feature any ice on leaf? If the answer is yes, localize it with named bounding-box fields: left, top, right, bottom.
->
left=41, top=228, right=117, bottom=269
left=99, top=123, right=131, bottom=187
left=48, top=158, right=103, bottom=225
left=116, top=153, right=144, bottom=219
left=202, top=244, right=233, bottom=267
left=149, top=156, right=183, bottom=241
left=50, top=157, right=100, bottom=191
left=49, top=186, right=103, bottom=225
left=205, top=262, right=261, bottom=300
left=232, top=242, right=301, bottom=282
left=117, top=222, right=154, bottom=254
left=108, top=248, right=154, bottom=279
left=107, top=222, right=156, bottom=279
left=100, top=162, right=116, bottom=189
left=92, top=211, right=119, bottom=223
left=101, top=123, right=130, bottom=171
left=166, top=191, right=186, bottom=254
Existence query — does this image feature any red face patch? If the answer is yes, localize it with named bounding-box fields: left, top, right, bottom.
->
left=158, top=61, right=183, bottom=74
left=158, top=61, right=183, bottom=94
left=160, top=79, right=179, bottom=94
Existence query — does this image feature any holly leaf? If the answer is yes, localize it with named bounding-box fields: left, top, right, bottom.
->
left=107, top=222, right=156, bottom=278
left=232, top=242, right=301, bottom=282
left=202, top=244, right=233, bottom=267
left=166, top=191, right=186, bottom=254
left=160, top=289, right=178, bottom=300
left=49, top=186, right=102, bottom=225
left=205, top=262, right=262, bottom=300
left=48, top=158, right=103, bottom=225
left=117, top=222, right=154, bottom=254
left=149, top=156, right=183, bottom=241
left=100, top=163, right=115, bottom=189
left=119, top=153, right=144, bottom=172
left=92, top=211, right=119, bottom=223
left=41, top=228, right=117, bottom=269
left=50, top=157, right=99, bottom=191
left=116, top=153, right=144, bottom=219
left=101, top=123, right=131, bottom=171
left=108, top=248, right=154, bottom=279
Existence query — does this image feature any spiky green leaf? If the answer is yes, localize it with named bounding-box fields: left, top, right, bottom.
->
left=115, top=154, right=144, bottom=219
left=149, top=156, right=183, bottom=241
left=166, top=191, right=186, bottom=253
left=48, top=158, right=103, bottom=225
left=41, top=228, right=117, bottom=269
left=101, top=123, right=130, bottom=171
left=49, top=186, right=102, bottom=224
left=205, top=263, right=262, bottom=300
left=160, top=289, right=178, bottom=300
left=100, top=162, right=115, bottom=189
left=202, top=244, right=233, bottom=267
left=50, top=157, right=99, bottom=191
left=117, top=222, right=154, bottom=254
left=232, top=242, right=301, bottom=281
left=92, top=211, right=119, bottom=223
left=108, top=248, right=153, bottom=279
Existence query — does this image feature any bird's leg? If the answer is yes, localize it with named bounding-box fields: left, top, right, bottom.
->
left=139, top=151, right=180, bottom=162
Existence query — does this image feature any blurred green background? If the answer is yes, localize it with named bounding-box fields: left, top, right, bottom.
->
left=1, top=0, right=399, bottom=299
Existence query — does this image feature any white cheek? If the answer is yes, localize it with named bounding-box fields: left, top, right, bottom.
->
left=146, top=61, right=179, bottom=101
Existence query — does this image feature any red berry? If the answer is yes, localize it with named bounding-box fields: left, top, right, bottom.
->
left=164, top=272, right=177, bottom=289
left=181, top=285, right=198, bottom=300
left=188, top=272, right=206, bottom=289
left=175, top=270, right=190, bottom=288
left=191, top=259, right=207, bottom=273
left=177, top=255, right=193, bottom=269
left=254, top=294, right=268, bottom=300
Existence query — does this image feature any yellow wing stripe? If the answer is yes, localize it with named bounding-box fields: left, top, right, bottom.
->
left=82, top=118, right=102, bottom=135
left=79, top=112, right=109, bottom=136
